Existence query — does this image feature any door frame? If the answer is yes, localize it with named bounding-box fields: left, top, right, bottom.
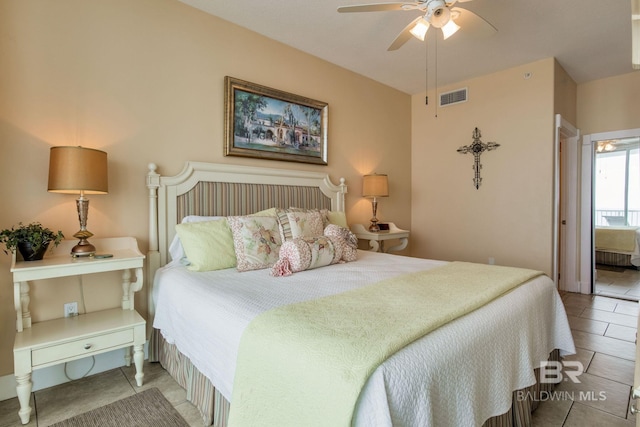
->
left=554, top=114, right=580, bottom=291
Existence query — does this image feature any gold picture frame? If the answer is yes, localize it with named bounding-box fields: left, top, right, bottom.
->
left=224, top=76, right=328, bottom=165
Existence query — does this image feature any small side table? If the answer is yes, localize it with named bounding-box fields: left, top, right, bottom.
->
left=351, top=223, right=410, bottom=253
left=11, top=237, right=145, bottom=425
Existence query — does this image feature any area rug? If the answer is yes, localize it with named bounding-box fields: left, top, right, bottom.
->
left=50, top=387, right=190, bottom=427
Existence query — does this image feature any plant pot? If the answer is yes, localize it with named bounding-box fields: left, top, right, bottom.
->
left=17, top=241, right=50, bottom=261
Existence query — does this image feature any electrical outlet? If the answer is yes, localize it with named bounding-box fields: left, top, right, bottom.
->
left=64, top=302, right=78, bottom=317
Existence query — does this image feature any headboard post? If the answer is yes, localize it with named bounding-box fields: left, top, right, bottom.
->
left=147, top=163, right=160, bottom=251
left=146, top=163, right=161, bottom=337
left=338, top=178, right=347, bottom=212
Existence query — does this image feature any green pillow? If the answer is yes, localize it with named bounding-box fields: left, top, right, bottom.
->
left=327, top=211, right=348, bottom=228
left=175, top=220, right=236, bottom=271
left=250, top=207, right=278, bottom=217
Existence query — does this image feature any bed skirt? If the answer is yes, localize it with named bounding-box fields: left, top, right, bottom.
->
left=151, top=329, right=559, bottom=427
left=596, top=250, right=634, bottom=267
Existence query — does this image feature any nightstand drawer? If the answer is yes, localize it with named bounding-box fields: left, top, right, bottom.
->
left=32, top=329, right=134, bottom=366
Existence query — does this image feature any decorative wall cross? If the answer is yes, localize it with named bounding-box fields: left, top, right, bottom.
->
left=457, top=127, right=500, bottom=189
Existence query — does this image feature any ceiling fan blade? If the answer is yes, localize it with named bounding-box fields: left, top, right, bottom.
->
left=451, top=7, right=497, bottom=37
left=388, top=16, right=424, bottom=51
left=446, top=0, right=473, bottom=6
left=338, top=3, right=408, bottom=13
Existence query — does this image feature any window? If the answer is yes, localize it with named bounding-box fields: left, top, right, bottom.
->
left=595, top=138, right=640, bottom=226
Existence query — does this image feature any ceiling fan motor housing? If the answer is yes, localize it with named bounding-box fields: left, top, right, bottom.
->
left=426, top=0, right=450, bottom=28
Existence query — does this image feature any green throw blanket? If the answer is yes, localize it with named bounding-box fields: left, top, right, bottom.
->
left=228, top=261, right=543, bottom=427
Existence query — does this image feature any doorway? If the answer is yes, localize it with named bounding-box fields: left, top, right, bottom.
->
left=581, top=128, right=640, bottom=299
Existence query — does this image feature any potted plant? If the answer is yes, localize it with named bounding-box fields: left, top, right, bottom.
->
left=0, top=222, right=64, bottom=261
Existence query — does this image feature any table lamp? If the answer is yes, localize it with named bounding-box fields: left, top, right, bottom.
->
left=362, top=173, right=389, bottom=232
left=48, top=146, right=108, bottom=257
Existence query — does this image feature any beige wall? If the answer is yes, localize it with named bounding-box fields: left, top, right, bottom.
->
left=411, top=58, right=557, bottom=273
left=577, top=71, right=640, bottom=134
left=0, top=0, right=411, bottom=376
left=554, top=59, right=578, bottom=125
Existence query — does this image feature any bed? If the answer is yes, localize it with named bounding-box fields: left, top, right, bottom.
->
left=595, top=226, right=640, bottom=267
left=145, top=161, right=575, bottom=427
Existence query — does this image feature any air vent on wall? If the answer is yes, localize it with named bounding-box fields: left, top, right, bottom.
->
left=439, top=87, right=468, bottom=107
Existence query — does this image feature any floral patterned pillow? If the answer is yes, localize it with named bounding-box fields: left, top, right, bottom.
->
left=276, top=209, right=324, bottom=242
left=324, top=224, right=358, bottom=262
left=271, top=227, right=358, bottom=277
left=271, top=236, right=337, bottom=277
left=227, top=216, right=282, bottom=272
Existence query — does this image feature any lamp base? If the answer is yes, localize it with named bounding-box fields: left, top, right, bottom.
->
left=71, top=239, right=96, bottom=257
left=369, top=198, right=381, bottom=232
left=71, top=228, right=96, bottom=257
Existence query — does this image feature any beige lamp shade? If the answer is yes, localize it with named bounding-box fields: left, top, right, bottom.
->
left=48, top=146, right=108, bottom=194
left=362, top=173, right=389, bottom=198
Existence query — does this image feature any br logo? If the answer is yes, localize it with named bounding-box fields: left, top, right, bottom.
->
left=539, top=360, right=584, bottom=384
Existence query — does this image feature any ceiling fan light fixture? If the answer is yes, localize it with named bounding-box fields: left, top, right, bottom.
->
left=426, top=0, right=450, bottom=28
left=410, top=18, right=430, bottom=41
left=441, top=19, right=461, bottom=40
left=597, top=140, right=616, bottom=152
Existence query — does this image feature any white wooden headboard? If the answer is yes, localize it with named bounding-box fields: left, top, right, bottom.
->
left=145, top=161, right=347, bottom=324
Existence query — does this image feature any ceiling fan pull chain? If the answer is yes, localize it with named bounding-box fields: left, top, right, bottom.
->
left=425, top=35, right=429, bottom=106
left=435, top=35, right=438, bottom=118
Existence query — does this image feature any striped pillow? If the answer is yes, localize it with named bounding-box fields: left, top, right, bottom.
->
left=276, top=209, right=324, bottom=242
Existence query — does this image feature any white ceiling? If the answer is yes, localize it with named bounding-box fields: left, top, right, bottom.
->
left=179, top=0, right=636, bottom=95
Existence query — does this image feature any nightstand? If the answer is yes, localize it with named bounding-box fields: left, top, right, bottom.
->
left=11, top=237, right=145, bottom=425
left=351, top=223, right=410, bottom=253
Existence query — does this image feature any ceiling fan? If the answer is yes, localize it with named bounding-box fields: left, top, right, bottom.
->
left=337, top=0, right=497, bottom=51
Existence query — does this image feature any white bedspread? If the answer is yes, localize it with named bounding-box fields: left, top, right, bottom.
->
left=153, top=250, right=575, bottom=427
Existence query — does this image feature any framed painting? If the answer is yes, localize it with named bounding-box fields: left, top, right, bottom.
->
left=224, top=76, right=328, bottom=165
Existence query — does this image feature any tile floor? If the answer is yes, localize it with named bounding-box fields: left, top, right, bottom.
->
left=595, top=265, right=640, bottom=301
left=531, top=291, right=639, bottom=426
left=0, top=284, right=639, bottom=427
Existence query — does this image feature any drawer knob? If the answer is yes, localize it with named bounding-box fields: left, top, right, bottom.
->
left=84, top=344, right=92, bottom=350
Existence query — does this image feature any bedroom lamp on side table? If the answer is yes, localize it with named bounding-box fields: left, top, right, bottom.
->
left=362, top=173, right=389, bottom=232
left=47, top=146, right=108, bottom=257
